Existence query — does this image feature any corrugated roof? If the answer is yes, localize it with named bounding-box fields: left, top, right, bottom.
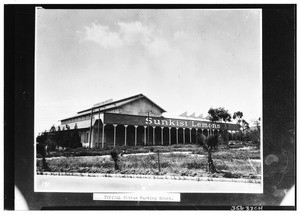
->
left=78, top=93, right=166, bottom=114
left=163, top=113, right=210, bottom=122
left=162, top=113, right=236, bottom=124
left=175, top=115, right=211, bottom=122
left=61, top=94, right=166, bottom=121
left=60, top=111, right=92, bottom=121
left=59, top=119, right=95, bottom=130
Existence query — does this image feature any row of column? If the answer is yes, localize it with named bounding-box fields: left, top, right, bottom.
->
left=100, top=124, right=223, bottom=148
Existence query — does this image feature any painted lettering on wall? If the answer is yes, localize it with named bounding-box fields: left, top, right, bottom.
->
left=104, top=113, right=239, bottom=130
left=145, top=117, right=220, bottom=129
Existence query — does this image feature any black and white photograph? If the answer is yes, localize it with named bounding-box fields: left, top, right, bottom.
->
left=5, top=3, right=296, bottom=211
left=34, top=8, right=263, bottom=194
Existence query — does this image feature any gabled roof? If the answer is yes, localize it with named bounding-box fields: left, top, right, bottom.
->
left=60, top=94, right=166, bottom=121
left=78, top=93, right=166, bottom=114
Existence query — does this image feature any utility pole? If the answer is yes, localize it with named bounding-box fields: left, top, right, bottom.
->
left=97, top=108, right=100, bottom=148
left=147, top=111, right=150, bottom=148
left=89, top=108, right=94, bottom=148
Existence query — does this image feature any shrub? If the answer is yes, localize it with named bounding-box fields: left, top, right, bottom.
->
left=148, top=154, right=156, bottom=160
left=160, top=161, right=169, bottom=168
left=249, top=130, right=260, bottom=148
left=206, top=134, right=219, bottom=149
left=185, top=160, right=205, bottom=169
left=197, top=134, right=206, bottom=146
left=215, top=162, right=228, bottom=171
left=110, top=150, right=120, bottom=170
left=223, top=171, right=242, bottom=178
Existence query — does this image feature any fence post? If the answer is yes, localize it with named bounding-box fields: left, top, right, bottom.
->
left=157, top=150, right=161, bottom=172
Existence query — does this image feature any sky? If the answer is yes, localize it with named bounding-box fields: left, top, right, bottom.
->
left=35, top=8, right=261, bottom=133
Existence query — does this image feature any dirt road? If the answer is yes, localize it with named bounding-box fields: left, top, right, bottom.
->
left=35, top=175, right=262, bottom=193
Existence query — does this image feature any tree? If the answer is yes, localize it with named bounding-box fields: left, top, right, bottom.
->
left=196, top=107, right=228, bottom=174
left=197, top=133, right=221, bottom=173
left=208, top=107, right=232, bottom=142
left=253, top=117, right=261, bottom=130
left=36, top=132, right=48, bottom=144
left=62, top=131, right=71, bottom=148
left=207, top=108, right=218, bottom=136
left=249, top=117, right=261, bottom=148
left=233, top=111, right=252, bottom=141
left=208, top=108, right=220, bottom=122
left=217, top=108, right=232, bottom=132
left=110, top=150, right=120, bottom=170
left=50, top=125, right=56, bottom=132
left=54, top=130, right=63, bottom=149
left=241, top=119, right=250, bottom=133
left=36, top=143, right=50, bottom=171
left=233, top=111, right=243, bottom=123
left=205, top=134, right=221, bottom=173
left=70, top=127, right=82, bottom=148
left=233, top=111, right=244, bottom=140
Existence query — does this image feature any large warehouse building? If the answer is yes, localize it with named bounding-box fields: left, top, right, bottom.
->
left=58, top=94, right=240, bottom=148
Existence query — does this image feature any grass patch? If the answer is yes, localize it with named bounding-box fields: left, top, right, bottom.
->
left=43, top=144, right=201, bottom=158
left=37, top=145, right=261, bottom=180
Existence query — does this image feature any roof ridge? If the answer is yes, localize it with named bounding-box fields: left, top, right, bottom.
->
left=77, top=93, right=144, bottom=114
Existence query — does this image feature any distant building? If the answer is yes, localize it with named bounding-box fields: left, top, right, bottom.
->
left=57, top=94, right=240, bottom=148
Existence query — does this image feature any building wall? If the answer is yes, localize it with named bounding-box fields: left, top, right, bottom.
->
left=106, top=98, right=162, bottom=117
left=78, top=122, right=230, bottom=148
left=59, top=97, right=239, bottom=148
left=92, top=124, right=199, bottom=148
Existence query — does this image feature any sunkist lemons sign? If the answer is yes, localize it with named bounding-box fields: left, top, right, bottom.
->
left=104, top=113, right=240, bottom=130
left=145, top=117, right=221, bottom=129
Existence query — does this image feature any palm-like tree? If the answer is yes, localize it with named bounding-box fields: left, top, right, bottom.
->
left=203, top=134, right=220, bottom=173
left=110, top=150, right=121, bottom=170
left=199, top=107, right=230, bottom=173
left=233, top=111, right=249, bottom=140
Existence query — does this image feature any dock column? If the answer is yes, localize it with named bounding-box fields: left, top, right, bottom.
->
left=101, top=124, right=106, bottom=148
left=144, top=126, right=147, bottom=145
left=124, top=125, right=128, bottom=146
left=152, top=126, right=156, bottom=145
left=113, top=124, right=118, bottom=147
left=134, top=125, right=138, bottom=146
left=169, top=127, right=172, bottom=145
left=161, top=127, right=164, bottom=145
left=176, top=128, right=179, bottom=144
